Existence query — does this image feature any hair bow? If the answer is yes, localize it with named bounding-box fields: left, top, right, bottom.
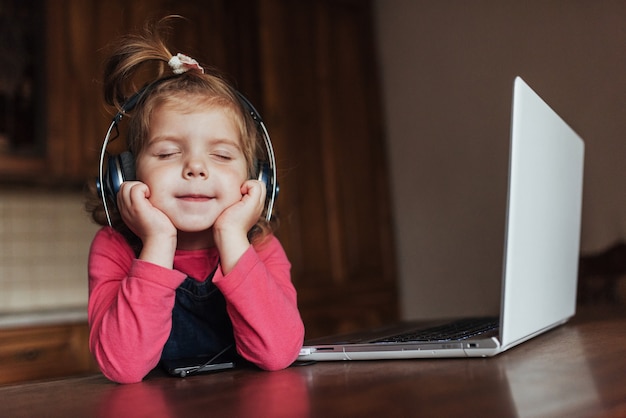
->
left=168, top=53, right=204, bottom=75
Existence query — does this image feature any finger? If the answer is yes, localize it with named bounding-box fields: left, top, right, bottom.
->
left=117, top=181, right=149, bottom=216
left=241, top=179, right=266, bottom=206
left=127, top=182, right=150, bottom=204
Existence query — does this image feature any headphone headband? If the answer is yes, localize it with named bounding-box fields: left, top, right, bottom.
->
left=236, top=92, right=278, bottom=223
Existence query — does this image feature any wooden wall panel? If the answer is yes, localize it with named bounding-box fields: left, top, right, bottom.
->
left=257, top=0, right=398, bottom=337
left=40, top=0, right=262, bottom=184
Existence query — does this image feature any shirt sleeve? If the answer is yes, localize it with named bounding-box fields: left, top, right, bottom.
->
left=87, top=227, right=186, bottom=383
left=213, top=235, right=305, bottom=371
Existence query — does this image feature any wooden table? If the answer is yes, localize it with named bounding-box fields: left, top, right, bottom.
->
left=1, top=307, right=625, bottom=417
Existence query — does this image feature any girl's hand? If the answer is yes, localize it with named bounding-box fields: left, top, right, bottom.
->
left=213, top=179, right=266, bottom=273
left=117, top=181, right=177, bottom=268
left=214, top=179, right=266, bottom=236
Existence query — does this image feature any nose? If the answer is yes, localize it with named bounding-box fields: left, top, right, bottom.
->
left=183, top=157, right=208, bottom=179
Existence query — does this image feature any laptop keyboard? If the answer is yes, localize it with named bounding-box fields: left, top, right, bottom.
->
left=372, top=317, right=499, bottom=343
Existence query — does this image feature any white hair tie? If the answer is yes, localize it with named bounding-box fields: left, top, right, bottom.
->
left=168, top=53, right=204, bottom=75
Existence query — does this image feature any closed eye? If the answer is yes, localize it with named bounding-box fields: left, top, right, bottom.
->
left=211, top=153, right=233, bottom=161
left=157, top=152, right=181, bottom=159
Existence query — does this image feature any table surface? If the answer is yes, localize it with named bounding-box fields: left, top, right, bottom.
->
left=1, top=307, right=625, bottom=418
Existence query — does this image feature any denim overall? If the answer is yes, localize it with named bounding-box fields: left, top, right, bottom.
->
left=160, top=270, right=236, bottom=361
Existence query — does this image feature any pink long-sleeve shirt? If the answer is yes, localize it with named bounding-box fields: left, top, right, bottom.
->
left=87, top=227, right=304, bottom=383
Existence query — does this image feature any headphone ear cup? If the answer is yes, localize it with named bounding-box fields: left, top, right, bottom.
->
left=256, top=160, right=278, bottom=202
left=105, top=151, right=135, bottom=207
left=118, top=151, right=136, bottom=183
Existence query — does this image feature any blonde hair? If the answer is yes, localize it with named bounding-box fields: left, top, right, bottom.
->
left=86, top=17, right=273, bottom=250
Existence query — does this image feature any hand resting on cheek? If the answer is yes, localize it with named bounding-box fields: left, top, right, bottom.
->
left=214, top=179, right=267, bottom=236
left=213, top=179, right=267, bottom=274
left=117, top=181, right=178, bottom=268
left=117, top=181, right=177, bottom=239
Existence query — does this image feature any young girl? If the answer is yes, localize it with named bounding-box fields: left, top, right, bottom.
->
left=86, top=20, right=304, bottom=384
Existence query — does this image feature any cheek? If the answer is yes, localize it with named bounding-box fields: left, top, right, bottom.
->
left=228, top=162, right=249, bottom=184
left=222, top=170, right=247, bottom=198
left=135, top=156, right=168, bottom=181
left=226, top=175, right=245, bottom=195
left=133, top=158, right=149, bottom=182
left=135, top=163, right=168, bottom=195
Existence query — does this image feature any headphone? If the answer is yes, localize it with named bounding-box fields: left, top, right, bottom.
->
left=97, top=82, right=278, bottom=227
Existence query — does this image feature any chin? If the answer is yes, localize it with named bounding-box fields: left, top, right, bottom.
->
left=173, top=218, right=216, bottom=233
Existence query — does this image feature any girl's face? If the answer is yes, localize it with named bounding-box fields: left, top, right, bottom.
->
left=135, top=103, right=249, bottom=235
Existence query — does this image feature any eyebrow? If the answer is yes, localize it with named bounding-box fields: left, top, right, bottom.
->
left=147, top=135, right=241, bottom=147
left=207, top=138, right=243, bottom=150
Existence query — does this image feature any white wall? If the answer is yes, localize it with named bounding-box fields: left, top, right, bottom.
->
left=373, top=1, right=626, bottom=320
left=0, top=190, right=99, bottom=313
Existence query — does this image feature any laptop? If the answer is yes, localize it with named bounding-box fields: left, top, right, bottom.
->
left=297, top=76, right=585, bottom=361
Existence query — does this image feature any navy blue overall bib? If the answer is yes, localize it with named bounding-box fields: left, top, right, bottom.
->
left=160, top=271, right=235, bottom=361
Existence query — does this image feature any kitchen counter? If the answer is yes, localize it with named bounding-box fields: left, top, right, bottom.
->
left=0, top=308, right=96, bottom=385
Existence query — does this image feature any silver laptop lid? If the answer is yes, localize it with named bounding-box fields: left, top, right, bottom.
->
left=500, top=77, right=584, bottom=349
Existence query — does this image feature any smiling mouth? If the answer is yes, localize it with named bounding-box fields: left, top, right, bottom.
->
left=177, top=194, right=213, bottom=202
